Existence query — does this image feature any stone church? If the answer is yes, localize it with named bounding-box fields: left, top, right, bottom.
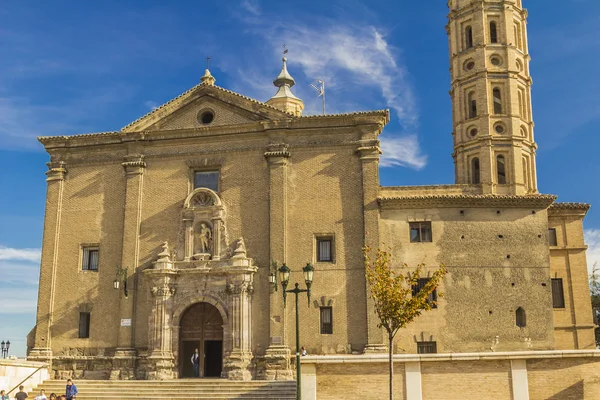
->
left=29, top=0, right=594, bottom=380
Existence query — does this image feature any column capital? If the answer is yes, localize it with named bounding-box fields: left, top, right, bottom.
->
left=265, top=143, right=290, bottom=166
left=356, top=140, right=381, bottom=162
left=151, top=283, right=176, bottom=298
left=122, top=154, right=146, bottom=176
left=45, top=161, right=67, bottom=181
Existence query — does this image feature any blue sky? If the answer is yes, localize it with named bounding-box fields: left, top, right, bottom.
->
left=1, top=0, right=599, bottom=357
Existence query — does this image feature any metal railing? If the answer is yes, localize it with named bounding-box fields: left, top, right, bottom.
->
left=7, top=365, right=46, bottom=396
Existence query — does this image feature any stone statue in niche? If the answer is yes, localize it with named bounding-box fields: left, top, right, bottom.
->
left=194, top=223, right=212, bottom=257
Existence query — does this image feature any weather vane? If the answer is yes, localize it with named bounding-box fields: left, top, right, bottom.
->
left=206, top=56, right=211, bottom=69
left=283, top=44, right=288, bottom=55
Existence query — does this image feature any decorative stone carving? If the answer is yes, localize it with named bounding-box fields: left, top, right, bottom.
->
left=192, top=192, right=215, bottom=207
left=151, top=284, right=176, bottom=297
left=182, top=188, right=226, bottom=260
left=232, top=237, right=247, bottom=259
left=156, top=242, right=171, bottom=262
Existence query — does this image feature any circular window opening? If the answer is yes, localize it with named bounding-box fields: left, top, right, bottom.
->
left=490, top=56, right=502, bottom=66
left=199, top=111, right=214, bottom=125
left=469, top=128, right=478, bottom=137
left=465, top=61, right=475, bottom=71
left=494, top=124, right=505, bottom=134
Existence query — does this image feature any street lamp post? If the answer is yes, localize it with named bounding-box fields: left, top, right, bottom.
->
left=277, top=263, right=314, bottom=400
left=1, top=340, right=10, bottom=358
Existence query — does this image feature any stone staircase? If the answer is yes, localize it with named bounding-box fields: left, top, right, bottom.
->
left=28, top=379, right=297, bottom=399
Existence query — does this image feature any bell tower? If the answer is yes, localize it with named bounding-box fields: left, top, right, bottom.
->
left=447, top=0, right=537, bottom=194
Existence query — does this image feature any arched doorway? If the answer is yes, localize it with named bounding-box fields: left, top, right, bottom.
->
left=179, top=302, right=224, bottom=378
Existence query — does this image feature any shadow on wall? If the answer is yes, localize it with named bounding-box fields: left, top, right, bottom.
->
left=547, top=380, right=583, bottom=399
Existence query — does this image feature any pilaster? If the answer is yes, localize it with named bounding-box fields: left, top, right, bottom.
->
left=113, top=153, right=146, bottom=378
left=30, top=160, right=67, bottom=365
left=357, top=138, right=386, bottom=353
left=263, top=142, right=293, bottom=379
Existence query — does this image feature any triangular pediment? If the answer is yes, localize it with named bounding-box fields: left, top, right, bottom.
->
left=121, top=83, right=294, bottom=133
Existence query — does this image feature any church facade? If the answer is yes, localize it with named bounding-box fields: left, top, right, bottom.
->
left=29, top=0, right=595, bottom=380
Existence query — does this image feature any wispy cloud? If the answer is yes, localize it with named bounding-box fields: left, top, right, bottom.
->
left=0, top=248, right=39, bottom=333
left=241, top=0, right=261, bottom=16
left=232, top=2, right=426, bottom=170
left=0, top=289, right=38, bottom=314
left=585, top=229, right=600, bottom=275
left=0, top=246, right=41, bottom=262
left=380, top=134, right=427, bottom=169
left=144, top=100, right=159, bottom=111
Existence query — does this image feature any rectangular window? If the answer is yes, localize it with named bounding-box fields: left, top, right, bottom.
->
left=412, top=278, right=438, bottom=308
left=417, top=341, right=437, bottom=354
left=82, top=247, right=99, bottom=271
left=410, top=222, right=432, bottom=243
left=79, top=312, right=90, bottom=338
left=194, top=170, right=219, bottom=192
left=552, top=278, right=565, bottom=308
left=548, top=228, right=558, bottom=246
left=320, top=307, right=333, bottom=334
left=316, top=237, right=334, bottom=262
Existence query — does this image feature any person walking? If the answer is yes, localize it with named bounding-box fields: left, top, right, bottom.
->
left=0, top=390, right=9, bottom=400
left=33, top=390, right=47, bottom=400
left=14, top=386, right=27, bottom=400
left=191, top=348, right=200, bottom=378
left=64, top=380, right=77, bottom=400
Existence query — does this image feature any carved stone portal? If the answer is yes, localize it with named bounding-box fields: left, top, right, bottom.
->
left=144, top=189, right=257, bottom=380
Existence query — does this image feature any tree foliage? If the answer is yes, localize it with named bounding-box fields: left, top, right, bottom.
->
left=589, top=262, right=600, bottom=346
left=364, top=246, right=446, bottom=400
left=364, top=246, right=447, bottom=340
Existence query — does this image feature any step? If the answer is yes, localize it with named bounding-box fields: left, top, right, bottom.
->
left=29, top=379, right=296, bottom=400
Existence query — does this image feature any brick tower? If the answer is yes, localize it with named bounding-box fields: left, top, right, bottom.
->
left=447, top=0, right=537, bottom=194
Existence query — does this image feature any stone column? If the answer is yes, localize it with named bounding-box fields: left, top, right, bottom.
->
left=30, top=160, right=67, bottom=367
left=223, top=278, right=254, bottom=380
left=113, top=153, right=146, bottom=378
left=357, top=138, right=386, bottom=353
left=263, top=143, right=293, bottom=379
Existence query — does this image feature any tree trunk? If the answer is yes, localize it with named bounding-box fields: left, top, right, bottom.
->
left=389, top=334, right=394, bottom=400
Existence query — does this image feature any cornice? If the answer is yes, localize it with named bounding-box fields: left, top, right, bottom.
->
left=548, top=202, right=590, bottom=216
left=36, top=110, right=388, bottom=151
left=549, top=202, right=590, bottom=211
left=378, top=194, right=557, bottom=210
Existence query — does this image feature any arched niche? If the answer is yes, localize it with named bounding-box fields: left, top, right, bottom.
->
left=182, top=188, right=227, bottom=261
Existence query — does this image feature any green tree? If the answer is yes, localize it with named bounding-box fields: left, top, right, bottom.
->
left=364, top=247, right=446, bottom=400
left=589, top=262, right=600, bottom=346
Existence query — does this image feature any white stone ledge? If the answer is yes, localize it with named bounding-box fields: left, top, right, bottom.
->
left=300, top=350, right=600, bottom=364
left=0, top=359, right=49, bottom=368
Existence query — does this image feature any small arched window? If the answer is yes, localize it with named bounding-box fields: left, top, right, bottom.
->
left=520, top=126, right=527, bottom=138
left=490, top=22, right=498, bottom=43
left=466, top=26, right=473, bottom=49
left=516, top=307, right=526, bottom=328
left=471, top=157, right=480, bottom=184
left=468, top=92, right=477, bottom=119
left=522, top=157, right=530, bottom=190
left=493, top=88, right=502, bottom=114
left=497, top=155, right=507, bottom=184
